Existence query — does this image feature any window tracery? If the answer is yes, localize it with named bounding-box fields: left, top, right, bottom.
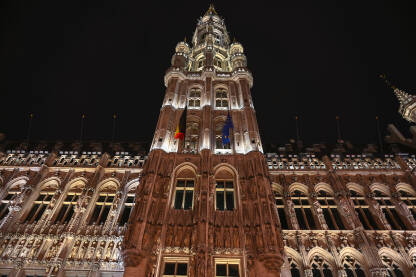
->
left=311, top=255, right=334, bottom=277
left=317, top=190, right=345, bottom=230
left=342, top=255, right=366, bottom=277
left=215, top=88, right=228, bottom=108
left=188, top=88, right=201, bottom=108
left=290, top=189, right=316, bottom=230
left=381, top=255, right=405, bottom=277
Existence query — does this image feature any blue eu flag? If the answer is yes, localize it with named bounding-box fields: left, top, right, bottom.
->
left=222, top=111, right=234, bottom=145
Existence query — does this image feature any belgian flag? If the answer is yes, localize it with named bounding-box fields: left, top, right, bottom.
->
left=174, top=106, right=187, bottom=140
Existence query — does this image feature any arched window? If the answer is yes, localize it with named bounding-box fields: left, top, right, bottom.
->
left=311, top=255, right=334, bottom=277
left=317, top=190, right=345, bottom=230
left=118, top=184, right=137, bottom=226
left=54, top=183, right=84, bottom=224
left=381, top=255, right=405, bottom=277
left=24, top=182, right=57, bottom=223
left=173, top=179, right=194, bottom=210
left=215, top=88, right=228, bottom=108
left=214, top=57, right=222, bottom=69
left=273, top=189, right=288, bottom=229
left=89, top=182, right=117, bottom=225
left=0, top=181, right=25, bottom=220
left=290, top=189, right=316, bottom=230
left=373, top=189, right=407, bottom=230
left=184, top=121, right=199, bottom=153
left=188, top=88, right=201, bottom=108
left=349, top=189, right=379, bottom=230
left=288, top=256, right=301, bottom=277
left=215, top=170, right=235, bottom=211
left=398, top=190, right=416, bottom=220
left=197, top=58, right=205, bottom=69
left=215, top=121, right=231, bottom=151
left=343, top=255, right=366, bottom=277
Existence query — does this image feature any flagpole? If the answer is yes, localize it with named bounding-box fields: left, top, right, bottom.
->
left=80, top=114, right=85, bottom=142
left=26, top=113, right=34, bottom=143
left=376, top=116, right=384, bottom=154
left=112, top=113, right=117, bottom=142
left=335, top=115, right=342, bottom=142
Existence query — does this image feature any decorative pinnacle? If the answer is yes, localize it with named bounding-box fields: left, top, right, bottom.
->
left=379, top=74, right=413, bottom=104
left=205, top=4, right=218, bottom=16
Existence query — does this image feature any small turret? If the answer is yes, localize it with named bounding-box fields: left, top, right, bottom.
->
left=380, top=74, right=416, bottom=123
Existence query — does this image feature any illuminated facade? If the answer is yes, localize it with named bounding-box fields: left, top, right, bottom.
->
left=1, top=5, right=416, bottom=277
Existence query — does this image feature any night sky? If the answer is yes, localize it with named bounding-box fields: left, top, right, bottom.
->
left=1, top=1, right=415, bottom=147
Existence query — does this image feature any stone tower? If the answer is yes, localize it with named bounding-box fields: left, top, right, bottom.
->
left=122, top=5, right=284, bottom=277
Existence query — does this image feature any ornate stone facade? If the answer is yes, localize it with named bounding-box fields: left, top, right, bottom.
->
left=1, top=4, right=416, bottom=277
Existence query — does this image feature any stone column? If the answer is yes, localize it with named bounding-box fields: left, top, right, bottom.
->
left=285, top=197, right=299, bottom=230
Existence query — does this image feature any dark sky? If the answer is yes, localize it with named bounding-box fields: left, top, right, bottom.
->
left=1, top=1, right=415, bottom=146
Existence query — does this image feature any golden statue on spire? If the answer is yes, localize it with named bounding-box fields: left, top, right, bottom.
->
left=205, top=4, right=218, bottom=16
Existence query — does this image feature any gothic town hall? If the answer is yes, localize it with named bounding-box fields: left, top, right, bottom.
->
left=1, top=5, right=416, bottom=277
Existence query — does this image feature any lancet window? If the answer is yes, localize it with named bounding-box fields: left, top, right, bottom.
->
left=89, top=184, right=117, bottom=225
left=214, top=57, right=223, bottom=70
left=184, top=121, right=199, bottom=153
left=381, top=255, right=405, bottom=277
left=173, top=179, right=194, bottom=210
left=118, top=188, right=136, bottom=225
left=215, top=122, right=231, bottom=150
left=373, top=190, right=407, bottom=230
left=24, top=189, right=55, bottom=223
left=0, top=185, right=21, bottom=220
left=288, top=256, right=301, bottom=277
left=215, top=88, right=228, bottom=108
left=342, top=255, right=366, bottom=277
left=54, top=191, right=80, bottom=224
left=188, top=88, right=201, bottom=108
left=349, top=189, right=379, bottom=230
left=290, top=189, right=316, bottom=230
left=317, top=190, right=345, bottom=230
left=216, top=180, right=235, bottom=211
left=273, top=189, right=288, bottom=229
left=398, top=189, right=416, bottom=220
left=311, top=255, right=334, bottom=277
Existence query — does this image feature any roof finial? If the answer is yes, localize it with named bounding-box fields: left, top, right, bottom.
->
left=205, top=4, right=218, bottom=16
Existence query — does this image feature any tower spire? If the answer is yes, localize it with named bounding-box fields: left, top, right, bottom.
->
left=380, top=74, right=416, bottom=123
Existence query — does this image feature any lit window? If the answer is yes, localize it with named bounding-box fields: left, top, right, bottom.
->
left=119, top=190, right=136, bottom=225
left=215, top=260, right=240, bottom=277
left=215, top=88, right=228, bottom=108
left=25, top=191, right=55, bottom=223
left=290, top=190, right=316, bottom=230
left=0, top=187, right=21, bottom=220
left=216, top=181, right=234, bottom=211
left=317, top=190, right=345, bottom=230
left=162, top=260, right=188, bottom=277
left=54, top=192, right=80, bottom=224
left=188, top=88, right=201, bottom=108
left=349, top=189, right=379, bottom=230
left=89, top=193, right=115, bottom=225
left=273, top=190, right=288, bottom=229
left=173, top=180, right=194, bottom=210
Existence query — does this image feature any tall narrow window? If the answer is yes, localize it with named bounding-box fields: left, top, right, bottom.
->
left=373, top=190, right=407, bottom=230
left=0, top=186, right=21, bottom=220
left=291, top=190, right=316, bottom=230
left=89, top=192, right=115, bottom=225
left=317, top=190, right=345, bottom=230
left=288, top=257, right=301, bottom=277
left=215, top=260, right=240, bottom=277
left=311, top=256, right=334, bottom=277
left=398, top=190, right=416, bottom=221
left=216, top=181, right=235, bottom=211
left=343, top=256, right=366, bottom=277
left=54, top=192, right=80, bottom=224
left=162, top=260, right=188, bottom=277
left=274, top=191, right=289, bottom=229
left=381, top=256, right=405, bottom=277
left=215, top=88, right=228, bottom=108
left=214, top=57, right=223, bottom=69
left=25, top=191, right=55, bottom=223
left=173, top=180, right=194, bottom=210
left=184, top=122, right=200, bottom=153
left=215, top=122, right=231, bottom=150
left=188, top=88, right=201, bottom=108
left=119, top=189, right=136, bottom=225
left=349, top=189, right=379, bottom=230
